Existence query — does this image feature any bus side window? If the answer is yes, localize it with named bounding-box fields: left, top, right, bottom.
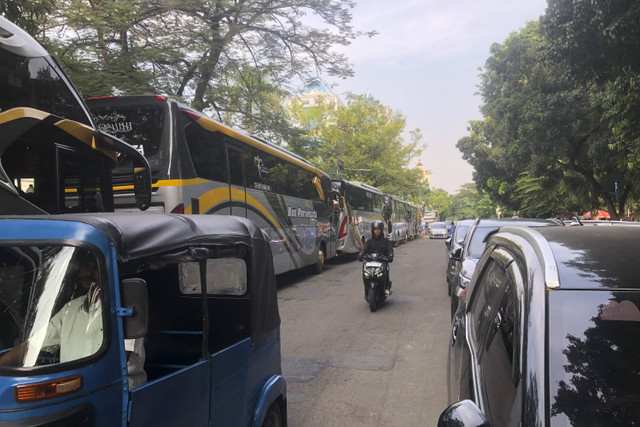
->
left=183, top=124, right=227, bottom=183
left=226, top=146, right=245, bottom=187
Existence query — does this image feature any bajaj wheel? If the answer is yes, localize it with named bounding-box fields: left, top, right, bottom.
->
left=368, top=287, right=378, bottom=312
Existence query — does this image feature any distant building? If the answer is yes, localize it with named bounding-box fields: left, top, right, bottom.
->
left=297, top=87, right=342, bottom=110
left=415, top=159, right=431, bottom=185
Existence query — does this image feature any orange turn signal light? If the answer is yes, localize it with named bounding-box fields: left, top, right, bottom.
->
left=15, top=375, right=82, bottom=402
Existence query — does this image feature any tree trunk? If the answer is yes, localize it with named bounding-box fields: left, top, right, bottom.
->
left=192, top=47, right=223, bottom=111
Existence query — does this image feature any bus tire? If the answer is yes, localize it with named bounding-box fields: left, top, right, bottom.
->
left=311, top=246, right=325, bottom=274
left=262, top=402, right=283, bottom=427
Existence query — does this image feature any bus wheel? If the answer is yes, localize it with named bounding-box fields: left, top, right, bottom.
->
left=312, top=247, right=325, bottom=274
left=262, top=402, right=283, bottom=427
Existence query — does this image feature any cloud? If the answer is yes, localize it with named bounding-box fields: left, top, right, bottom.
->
left=341, top=0, right=546, bottom=66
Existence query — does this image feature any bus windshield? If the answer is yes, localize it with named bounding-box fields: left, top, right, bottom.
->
left=90, top=102, right=166, bottom=171
left=0, top=49, right=91, bottom=126
left=0, top=246, right=105, bottom=368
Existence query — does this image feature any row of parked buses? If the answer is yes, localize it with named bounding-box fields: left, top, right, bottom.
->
left=86, top=95, right=423, bottom=271
left=331, top=180, right=421, bottom=253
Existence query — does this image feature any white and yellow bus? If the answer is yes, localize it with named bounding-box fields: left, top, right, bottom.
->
left=331, top=180, right=384, bottom=254
left=0, top=17, right=151, bottom=215
left=88, top=95, right=337, bottom=274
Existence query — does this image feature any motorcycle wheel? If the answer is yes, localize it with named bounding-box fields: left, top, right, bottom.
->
left=368, top=287, right=378, bottom=312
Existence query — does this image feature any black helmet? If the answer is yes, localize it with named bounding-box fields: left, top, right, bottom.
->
left=371, top=220, right=384, bottom=233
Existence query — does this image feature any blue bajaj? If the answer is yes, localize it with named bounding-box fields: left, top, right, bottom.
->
left=0, top=214, right=286, bottom=426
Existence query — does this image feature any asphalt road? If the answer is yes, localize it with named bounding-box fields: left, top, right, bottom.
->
left=277, top=237, right=452, bottom=426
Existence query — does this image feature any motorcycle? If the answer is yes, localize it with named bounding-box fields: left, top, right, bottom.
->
left=361, top=253, right=391, bottom=312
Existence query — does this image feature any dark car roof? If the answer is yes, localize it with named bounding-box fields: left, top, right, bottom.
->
left=535, top=226, right=640, bottom=290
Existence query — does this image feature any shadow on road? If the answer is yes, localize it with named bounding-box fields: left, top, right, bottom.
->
left=276, top=253, right=359, bottom=290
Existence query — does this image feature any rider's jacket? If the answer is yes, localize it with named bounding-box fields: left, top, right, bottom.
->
left=359, top=235, right=394, bottom=260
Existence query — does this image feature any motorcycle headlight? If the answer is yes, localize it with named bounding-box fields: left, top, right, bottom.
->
left=364, top=270, right=372, bottom=278
left=375, top=269, right=384, bottom=277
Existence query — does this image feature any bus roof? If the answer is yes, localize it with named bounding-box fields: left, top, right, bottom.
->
left=0, top=17, right=48, bottom=57
left=87, top=95, right=330, bottom=179
left=333, top=179, right=383, bottom=194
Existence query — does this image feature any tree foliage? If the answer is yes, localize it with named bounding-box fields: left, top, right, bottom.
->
left=0, top=0, right=54, bottom=35
left=17, top=0, right=374, bottom=144
left=458, top=20, right=640, bottom=219
left=288, top=94, right=425, bottom=199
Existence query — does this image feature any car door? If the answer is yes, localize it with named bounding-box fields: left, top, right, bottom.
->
left=477, top=258, right=524, bottom=426
left=449, top=254, right=507, bottom=404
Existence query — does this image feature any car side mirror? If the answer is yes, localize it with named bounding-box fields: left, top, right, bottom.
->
left=438, top=400, right=491, bottom=427
left=445, top=237, right=452, bottom=247
left=121, top=278, right=149, bottom=339
left=451, top=247, right=463, bottom=261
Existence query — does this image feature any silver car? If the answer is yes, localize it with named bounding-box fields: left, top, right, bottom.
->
left=429, top=222, right=448, bottom=239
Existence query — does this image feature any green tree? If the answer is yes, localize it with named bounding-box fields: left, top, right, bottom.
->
left=458, top=21, right=636, bottom=219
left=0, top=0, right=54, bottom=36
left=450, top=183, right=495, bottom=219
left=20, top=0, right=374, bottom=144
left=427, top=188, right=452, bottom=220
left=288, top=94, right=425, bottom=198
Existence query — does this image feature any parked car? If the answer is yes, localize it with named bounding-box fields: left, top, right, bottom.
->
left=448, top=218, right=563, bottom=318
left=429, top=221, right=448, bottom=239
left=441, top=226, right=640, bottom=427
left=445, top=219, right=474, bottom=294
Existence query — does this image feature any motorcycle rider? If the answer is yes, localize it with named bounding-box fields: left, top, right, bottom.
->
left=358, top=220, right=394, bottom=295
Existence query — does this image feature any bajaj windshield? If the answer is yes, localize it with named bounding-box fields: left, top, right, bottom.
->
left=0, top=245, right=105, bottom=368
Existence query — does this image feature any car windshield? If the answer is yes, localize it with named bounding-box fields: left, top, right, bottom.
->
left=0, top=245, right=105, bottom=369
left=432, top=222, right=446, bottom=229
left=0, top=49, right=91, bottom=126
left=467, top=226, right=498, bottom=258
left=455, top=224, right=470, bottom=241
left=548, top=291, right=640, bottom=425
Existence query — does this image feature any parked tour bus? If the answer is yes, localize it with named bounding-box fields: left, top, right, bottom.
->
left=87, top=95, right=336, bottom=275
left=331, top=179, right=384, bottom=254
left=0, top=213, right=286, bottom=426
left=423, top=209, right=439, bottom=224
left=387, top=196, right=410, bottom=246
left=0, top=17, right=151, bottom=214
left=406, top=202, right=422, bottom=239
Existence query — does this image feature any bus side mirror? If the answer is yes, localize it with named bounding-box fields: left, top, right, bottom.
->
left=133, top=163, right=151, bottom=211
left=96, top=130, right=152, bottom=211
left=121, top=278, right=149, bottom=339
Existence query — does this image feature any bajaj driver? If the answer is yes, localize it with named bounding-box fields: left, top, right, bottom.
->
left=358, top=220, right=394, bottom=295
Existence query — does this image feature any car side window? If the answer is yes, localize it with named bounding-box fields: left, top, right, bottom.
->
left=469, top=259, right=507, bottom=346
left=479, top=263, right=522, bottom=427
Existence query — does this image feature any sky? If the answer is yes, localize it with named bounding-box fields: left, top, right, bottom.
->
left=321, top=0, right=549, bottom=194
